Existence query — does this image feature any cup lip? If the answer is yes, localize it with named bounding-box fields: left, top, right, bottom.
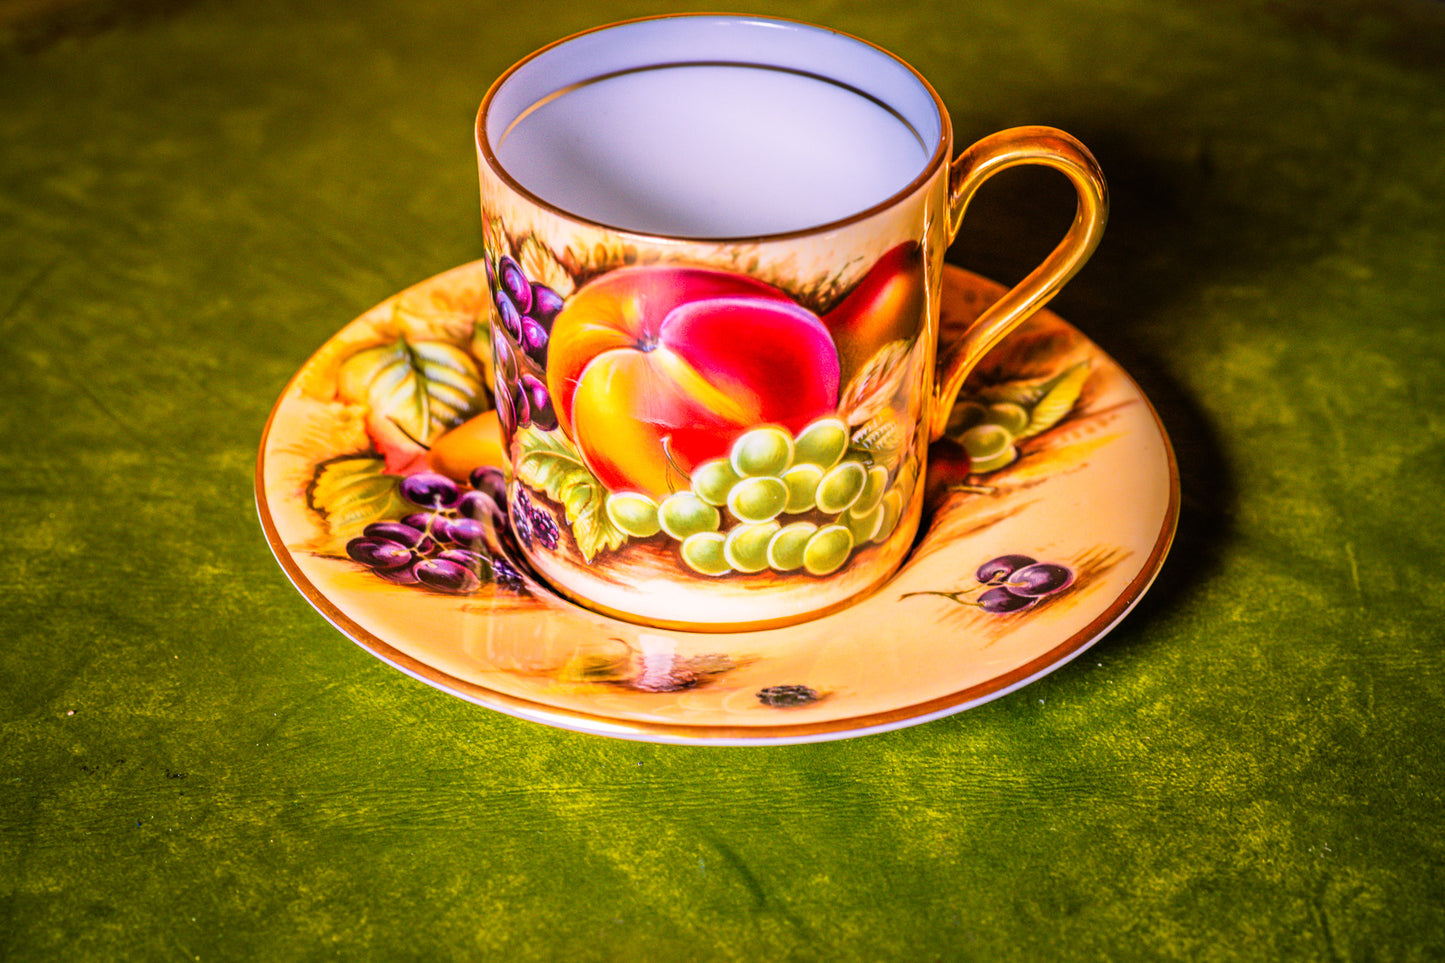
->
left=476, top=13, right=953, bottom=244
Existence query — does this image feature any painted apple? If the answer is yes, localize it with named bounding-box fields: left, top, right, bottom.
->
left=547, top=266, right=841, bottom=498
left=823, top=242, right=926, bottom=385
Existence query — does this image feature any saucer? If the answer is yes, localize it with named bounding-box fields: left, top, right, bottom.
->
left=256, top=262, right=1178, bottom=744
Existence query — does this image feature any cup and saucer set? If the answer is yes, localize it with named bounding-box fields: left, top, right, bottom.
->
left=256, top=15, right=1177, bottom=744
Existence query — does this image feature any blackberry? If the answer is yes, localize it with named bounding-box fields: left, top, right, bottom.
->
left=509, top=485, right=561, bottom=551
left=531, top=506, right=560, bottom=550
left=510, top=488, right=535, bottom=547
left=756, top=685, right=821, bottom=708
left=488, top=555, right=526, bottom=592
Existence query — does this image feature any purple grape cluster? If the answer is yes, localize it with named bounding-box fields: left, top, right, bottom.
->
left=487, top=254, right=562, bottom=434
left=345, top=468, right=525, bottom=594
left=973, top=554, right=1076, bottom=614
left=510, top=486, right=559, bottom=551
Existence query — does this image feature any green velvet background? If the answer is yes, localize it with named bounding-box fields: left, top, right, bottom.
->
left=3, top=0, right=1443, bottom=958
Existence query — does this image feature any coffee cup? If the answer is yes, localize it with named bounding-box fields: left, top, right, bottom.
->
left=475, top=14, right=1107, bottom=630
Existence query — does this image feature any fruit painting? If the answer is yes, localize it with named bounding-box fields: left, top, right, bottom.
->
left=290, top=226, right=1117, bottom=609
left=257, top=259, right=1178, bottom=739
left=482, top=227, right=931, bottom=592
left=283, top=235, right=1123, bottom=614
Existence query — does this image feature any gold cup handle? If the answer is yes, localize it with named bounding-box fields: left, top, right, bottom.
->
left=930, top=126, right=1109, bottom=440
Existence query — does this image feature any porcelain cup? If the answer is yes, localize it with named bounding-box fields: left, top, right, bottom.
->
left=475, top=14, right=1107, bottom=630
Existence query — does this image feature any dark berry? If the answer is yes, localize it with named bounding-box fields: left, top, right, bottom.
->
left=401, top=511, right=435, bottom=532
left=509, top=379, right=532, bottom=429
left=495, top=383, right=518, bottom=436
left=976, top=554, right=1037, bottom=584
left=400, top=471, right=461, bottom=510
left=414, top=557, right=481, bottom=594
left=977, top=586, right=1037, bottom=614
left=530, top=507, right=560, bottom=551
left=520, top=317, right=549, bottom=367
left=437, top=548, right=487, bottom=575
left=489, top=555, right=526, bottom=591
left=346, top=536, right=413, bottom=571
left=456, top=490, right=504, bottom=526
left=468, top=467, right=508, bottom=505
left=497, top=256, right=533, bottom=315
left=1007, top=562, right=1075, bottom=597
left=375, top=564, right=421, bottom=585
left=495, top=290, right=523, bottom=340
left=530, top=283, right=564, bottom=324
left=443, top=516, right=488, bottom=547
left=519, top=374, right=556, bottom=431
left=492, top=328, right=518, bottom=383
left=422, top=515, right=454, bottom=544
left=756, top=685, right=821, bottom=708
left=362, top=521, right=434, bottom=555
left=511, top=489, right=535, bottom=547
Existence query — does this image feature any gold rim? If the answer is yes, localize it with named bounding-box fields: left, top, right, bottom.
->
left=475, top=13, right=953, bottom=245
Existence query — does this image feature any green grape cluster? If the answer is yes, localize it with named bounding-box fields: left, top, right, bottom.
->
left=950, top=401, right=1029, bottom=473
left=604, top=418, right=911, bottom=578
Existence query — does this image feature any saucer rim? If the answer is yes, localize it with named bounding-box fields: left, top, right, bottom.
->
left=254, top=261, right=1180, bottom=745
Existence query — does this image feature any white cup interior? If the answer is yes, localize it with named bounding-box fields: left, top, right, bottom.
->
left=482, top=16, right=945, bottom=239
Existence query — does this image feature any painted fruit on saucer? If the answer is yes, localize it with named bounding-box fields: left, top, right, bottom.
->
left=257, top=261, right=1177, bottom=743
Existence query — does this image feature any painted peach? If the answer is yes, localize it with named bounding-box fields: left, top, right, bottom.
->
left=547, top=266, right=841, bottom=497
left=823, top=242, right=926, bottom=384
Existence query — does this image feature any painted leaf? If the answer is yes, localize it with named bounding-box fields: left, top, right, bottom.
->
left=1017, top=361, right=1090, bottom=439
left=839, top=339, right=913, bottom=427
left=336, top=333, right=485, bottom=470
left=308, top=455, right=409, bottom=544
left=851, top=414, right=906, bottom=466
left=513, top=427, right=628, bottom=562
left=564, top=236, right=640, bottom=281
left=517, top=235, right=575, bottom=298
left=481, top=215, right=508, bottom=264
left=563, top=480, right=594, bottom=518
left=554, top=649, right=633, bottom=684
left=471, top=323, right=496, bottom=392
left=978, top=361, right=1086, bottom=413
